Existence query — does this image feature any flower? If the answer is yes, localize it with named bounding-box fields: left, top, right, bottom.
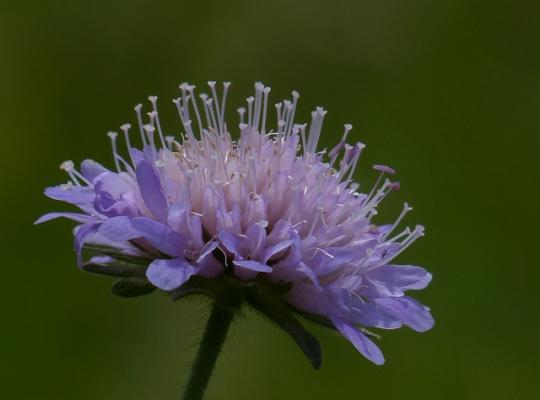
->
left=37, top=81, right=434, bottom=365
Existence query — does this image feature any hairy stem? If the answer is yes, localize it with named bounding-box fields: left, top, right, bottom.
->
left=182, top=302, right=235, bottom=400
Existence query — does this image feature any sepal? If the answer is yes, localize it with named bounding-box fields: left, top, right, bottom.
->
left=112, top=278, right=156, bottom=297
left=82, top=260, right=148, bottom=278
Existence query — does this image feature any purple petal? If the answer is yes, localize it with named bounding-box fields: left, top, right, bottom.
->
left=146, top=258, right=198, bottom=291
left=346, top=298, right=402, bottom=329
left=167, top=203, right=188, bottom=231
left=197, top=241, right=219, bottom=263
left=129, top=148, right=146, bottom=165
left=80, top=159, right=109, bottom=181
left=218, top=230, right=244, bottom=256
left=136, top=160, right=168, bottom=222
left=296, top=262, right=321, bottom=288
left=310, top=247, right=356, bottom=276
left=74, top=223, right=101, bottom=267
left=93, top=172, right=139, bottom=217
left=80, top=229, right=148, bottom=258
left=99, top=216, right=140, bottom=242
left=245, top=223, right=267, bottom=258
left=45, top=185, right=95, bottom=205
left=263, top=239, right=294, bottom=262
left=331, top=316, right=385, bottom=365
left=34, top=212, right=99, bottom=225
left=373, top=297, right=434, bottom=332
left=234, top=259, right=272, bottom=272
left=286, top=283, right=328, bottom=316
left=265, top=220, right=293, bottom=244
left=359, top=278, right=404, bottom=298
left=93, top=171, right=136, bottom=199
left=366, top=265, right=432, bottom=291
left=131, top=217, right=186, bottom=257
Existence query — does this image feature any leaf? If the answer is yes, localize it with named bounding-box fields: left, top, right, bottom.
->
left=111, top=278, right=156, bottom=298
left=244, top=286, right=322, bottom=370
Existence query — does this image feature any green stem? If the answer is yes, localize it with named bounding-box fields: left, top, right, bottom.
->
left=182, top=302, right=235, bottom=400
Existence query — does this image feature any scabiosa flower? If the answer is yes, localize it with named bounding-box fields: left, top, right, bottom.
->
left=37, top=82, right=433, bottom=371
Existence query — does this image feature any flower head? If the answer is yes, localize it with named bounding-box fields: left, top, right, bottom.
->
left=37, top=81, right=433, bottom=365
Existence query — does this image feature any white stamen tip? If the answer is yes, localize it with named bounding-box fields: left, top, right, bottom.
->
left=257, top=220, right=269, bottom=228
left=143, top=124, right=155, bottom=133
left=120, top=123, right=131, bottom=130
left=107, top=131, right=118, bottom=139
left=60, top=160, right=74, bottom=171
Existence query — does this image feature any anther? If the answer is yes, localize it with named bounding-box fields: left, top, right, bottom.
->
left=60, top=160, right=74, bottom=171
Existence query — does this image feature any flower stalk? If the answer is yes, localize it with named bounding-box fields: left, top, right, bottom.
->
left=182, top=301, right=236, bottom=400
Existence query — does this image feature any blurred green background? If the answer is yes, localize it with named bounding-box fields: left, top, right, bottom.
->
left=2, top=0, right=539, bottom=398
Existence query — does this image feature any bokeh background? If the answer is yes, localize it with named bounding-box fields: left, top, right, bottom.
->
left=2, top=0, right=539, bottom=398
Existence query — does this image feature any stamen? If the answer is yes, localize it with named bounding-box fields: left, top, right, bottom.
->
left=387, top=226, right=412, bottom=243
left=345, top=143, right=366, bottom=182
left=381, top=225, right=425, bottom=265
left=199, top=94, right=213, bottom=130
left=307, top=107, right=327, bottom=153
left=148, top=96, right=167, bottom=148
left=285, top=91, right=300, bottom=137
left=220, top=82, right=232, bottom=133
left=120, top=123, right=135, bottom=167
left=373, top=164, right=396, bottom=175
left=237, top=107, right=246, bottom=126
left=360, top=179, right=395, bottom=219
left=107, top=131, right=122, bottom=172
left=282, top=100, right=292, bottom=135
left=252, top=82, right=264, bottom=132
left=261, top=86, right=271, bottom=134
left=329, top=124, right=353, bottom=167
left=275, top=102, right=283, bottom=131
left=165, top=135, right=175, bottom=151
left=185, top=84, right=204, bottom=138
left=310, top=247, right=335, bottom=259
left=246, top=96, right=254, bottom=128
left=134, top=104, right=147, bottom=146
left=383, top=203, right=413, bottom=240
left=60, top=160, right=89, bottom=186
left=206, top=98, right=219, bottom=133
left=143, top=124, right=157, bottom=160
left=298, top=124, right=308, bottom=153
left=60, top=160, right=74, bottom=171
